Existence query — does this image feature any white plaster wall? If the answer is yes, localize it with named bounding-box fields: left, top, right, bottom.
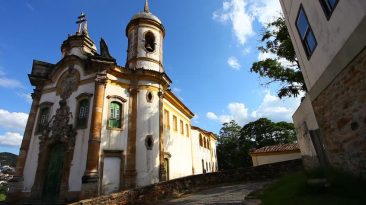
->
left=135, top=87, right=160, bottom=186
left=280, top=0, right=366, bottom=90
left=292, top=95, right=319, bottom=159
left=190, top=130, right=216, bottom=174
left=22, top=73, right=95, bottom=192
left=163, top=100, right=193, bottom=179
left=251, top=152, right=301, bottom=167
left=101, top=84, right=130, bottom=151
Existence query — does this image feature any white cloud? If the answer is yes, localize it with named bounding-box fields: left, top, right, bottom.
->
left=206, top=91, right=301, bottom=125
left=17, top=93, right=32, bottom=104
left=251, top=90, right=301, bottom=122
left=206, top=102, right=249, bottom=125
left=227, top=56, right=241, bottom=70
left=258, top=51, right=296, bottom=69
left=0, top=77, right=24, bottom=89
left=213, top=0, right=255, bottom=45
left=172, top=87, right=181, bottom=93
left=213, top=0, right=283, bottom=45
left=26, top=3, right=35, bottom=12
left=249, top=0, right=282, bottom=27
left=0, top=132, right=23, bottom=147
left=0, top=109, right=28, bottom=132
left=242, top=47, right=251, bottom=55
left=206, top=112, right=218, bottom=120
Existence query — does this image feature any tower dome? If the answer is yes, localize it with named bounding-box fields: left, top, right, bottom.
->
left=125, top=0, right=165, bottom=72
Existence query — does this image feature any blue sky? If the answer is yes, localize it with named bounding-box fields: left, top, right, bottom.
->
left=0, top=0, right=300, bottom=154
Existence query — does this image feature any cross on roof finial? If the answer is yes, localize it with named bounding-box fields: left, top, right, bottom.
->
left=76, top=12, right=87, bottom=34
left=144, top=0, right=149, bottom=13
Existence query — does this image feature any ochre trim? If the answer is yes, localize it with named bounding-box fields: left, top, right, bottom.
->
left=164, top=91, right=194, bottom=119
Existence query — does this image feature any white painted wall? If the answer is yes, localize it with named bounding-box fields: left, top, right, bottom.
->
left=135, top=84, right=160, bottom=186
left=292, top=95, right=319, bottom=160
left=23, top=65, right=95, bottom=192
left=163, top=100, right=193, bottom=179
left=251, top=152, right=301, bottom=167
left=190, top=129, right=217, bottom=174
left=280, top=0, right=366, bottom=90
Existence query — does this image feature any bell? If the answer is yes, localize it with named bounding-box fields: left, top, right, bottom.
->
left=146, top=43, right=153, bottom=52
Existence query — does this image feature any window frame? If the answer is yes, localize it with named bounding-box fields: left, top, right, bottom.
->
left=75, top=93, right=93, bottom=129
left=163, top=109, right=170, bottom=129
left=319, top=0, right=339, bottom=20
left=106, top=95, right=127, bottom=130
left=35, top=102, right=53, bottom=134
left=180, top=120, right=184, bottom=135
left=173, top=115, right=178, bottom=132
left=295, top=5, right=318, bottom=58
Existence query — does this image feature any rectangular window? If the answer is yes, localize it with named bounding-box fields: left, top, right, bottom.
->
left=185, top=124, right=189, bottom=137
left=173, top=115, right=177, bottom=131
left=109, top=101, right=122, bottom=129
left=180, top=120, right=184, bottom=135
left=36, top=107, right=50, bottom=133
left=296, top=5, right=317, bottom=57
left=77, top=99, right=89, bottom=128
left=319, top=0, right=338, bottom=19
left=164, top=109, right=170, bottom=129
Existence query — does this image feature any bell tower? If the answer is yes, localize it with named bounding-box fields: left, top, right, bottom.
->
left=125, top=0, right=165, bottom=72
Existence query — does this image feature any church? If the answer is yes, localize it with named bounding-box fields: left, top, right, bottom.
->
left=8, top=1, right=218, bottom=203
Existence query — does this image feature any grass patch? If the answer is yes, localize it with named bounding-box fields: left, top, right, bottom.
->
left=0, top=193, right=5, bottom=201
left=260, top=170, right=366, bottom=205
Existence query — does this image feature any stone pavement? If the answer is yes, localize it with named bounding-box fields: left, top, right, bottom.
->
left=159, top=181, right=270, bottom=205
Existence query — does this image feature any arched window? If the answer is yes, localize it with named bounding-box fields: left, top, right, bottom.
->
left=109, top=101, right=122, bottom=128
left=77, top=99, right=89, bottom=128
left=144, top=31, right=155, bottom=52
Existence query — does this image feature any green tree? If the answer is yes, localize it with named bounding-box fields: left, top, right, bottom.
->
left=240, top=118, right=296, bottom=148
left=217, top=118, right=297, bottom=170
left=250, top=16, right=307, bottom=98
left=216, top=120, right=243, bottom=170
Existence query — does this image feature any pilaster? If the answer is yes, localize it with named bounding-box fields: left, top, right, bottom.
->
left=80, top=71, right=107, bottom=199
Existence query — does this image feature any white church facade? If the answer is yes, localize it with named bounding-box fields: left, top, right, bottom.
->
left=9, top=1, right=218, bottom=203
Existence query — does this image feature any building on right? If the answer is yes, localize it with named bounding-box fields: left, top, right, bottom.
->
left=279, top=0, right=366, bottom=176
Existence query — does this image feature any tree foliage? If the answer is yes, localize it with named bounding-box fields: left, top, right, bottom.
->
left=250, top=16, right=307, bottom=98
left=216, top=118, right=297, bottom=170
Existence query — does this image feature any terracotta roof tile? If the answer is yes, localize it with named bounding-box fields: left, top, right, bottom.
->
left=251, top=143, right=299, bottom=154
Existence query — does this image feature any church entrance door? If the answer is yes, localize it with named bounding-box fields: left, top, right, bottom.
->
left=42, top=143, right=65, bottom=203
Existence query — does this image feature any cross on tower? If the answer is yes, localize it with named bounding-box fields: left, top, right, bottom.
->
left=76, top=12, right=86, bottom=34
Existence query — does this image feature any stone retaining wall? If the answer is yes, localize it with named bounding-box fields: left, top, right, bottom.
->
left=70, top=159, right=302, bottom=205
left=312, top=48, right=366, bottom=177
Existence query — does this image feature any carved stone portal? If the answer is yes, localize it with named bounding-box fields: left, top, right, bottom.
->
left=31, top=100, right=77, bottom=203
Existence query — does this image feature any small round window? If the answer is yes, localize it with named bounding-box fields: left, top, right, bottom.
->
left=146, top=91, right=153, bottom=103
left=144, top=32, right=155, bottom=52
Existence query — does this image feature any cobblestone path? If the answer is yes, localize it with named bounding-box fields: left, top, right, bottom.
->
left=160, top=181, right=269, bottom=205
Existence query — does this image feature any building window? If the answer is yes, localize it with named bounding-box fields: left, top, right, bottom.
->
left=108, top=101, right=122, bottom=129
left=296, top=6, right=317, bottom=57
left=319, top=0, right=338, bottom=19
left=185, top=124, right=189, bottom=137
left=173, top=115, right=178, bottom=131
left=180, top=120, right=184, bottom=135
left=199, top=134, right=203, bottom=146
left=145, top=135, right=154, bottom=150
left=164, top=109, right=170, bottom=129
left=36, top=107, right=50, bottom=133
left=76, top=99, right=89, bottom=128
left=144, top=31, right=155, bottom=52
left=146, top=91, right=153, bottom=103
